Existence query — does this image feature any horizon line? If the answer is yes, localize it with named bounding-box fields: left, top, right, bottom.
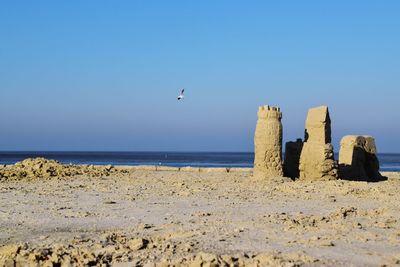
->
left=0, top=150, right=399, bottom=154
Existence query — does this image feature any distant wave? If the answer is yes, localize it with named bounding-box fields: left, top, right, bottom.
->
left=0, top=151, right=399, bottom=171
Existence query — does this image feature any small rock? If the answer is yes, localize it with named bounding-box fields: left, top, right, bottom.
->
left=39, top=235, right=48, bottom=240
left=128, top=238, right=148, bottom=251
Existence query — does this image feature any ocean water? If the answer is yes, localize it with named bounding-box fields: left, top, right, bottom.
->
left=0, top=152, right=399, bottom=172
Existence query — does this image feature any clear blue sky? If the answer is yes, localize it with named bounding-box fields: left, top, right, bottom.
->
left=1, top=1, right=399, bottom=152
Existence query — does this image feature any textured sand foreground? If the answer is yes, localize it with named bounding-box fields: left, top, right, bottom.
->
left=0, top=160, right=399, bottom=266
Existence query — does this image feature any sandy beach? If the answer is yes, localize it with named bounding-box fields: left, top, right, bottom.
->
left=3, top=0, right=400, bottom=265
left=0, top=159, right=399, bottom=266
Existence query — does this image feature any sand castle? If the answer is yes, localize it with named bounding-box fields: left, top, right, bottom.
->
left=253, top=105, right=283, bottom=179
left=339, top=135, right=381, bottom=181
left=255, top=105, right=380, bottom=181
left=299, top=106, right=338, bottom=180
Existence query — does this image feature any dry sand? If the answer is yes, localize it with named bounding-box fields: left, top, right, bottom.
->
left=0, top=159, right=399, bottom=266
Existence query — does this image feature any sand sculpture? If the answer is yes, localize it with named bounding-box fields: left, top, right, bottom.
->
left=253, top=105, right=283, bottom=179
left=339, top=135, right=381, bottom=181
left=299, top=106, right=338, bottom=180
left=283, top=139, right=303, bottom=179
left=254, top=104, right=381, bottom=182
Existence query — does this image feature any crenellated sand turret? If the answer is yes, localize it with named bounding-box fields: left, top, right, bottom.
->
left=253, top=105, right=284, bottom=179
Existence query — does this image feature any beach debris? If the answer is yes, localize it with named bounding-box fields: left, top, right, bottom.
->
left=253, top=105, right=284, bottom=179
left=339, top=135, right=382, bottom=181
left=103, top=201, right=117, bottom=205
left=299, top=106, right=338, bottom=180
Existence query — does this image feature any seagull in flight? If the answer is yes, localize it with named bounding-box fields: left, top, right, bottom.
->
left=177, top=89, right=185, bottom=100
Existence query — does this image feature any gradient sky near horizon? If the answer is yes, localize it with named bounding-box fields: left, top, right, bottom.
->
left=1, top=1, right=399, bottom=152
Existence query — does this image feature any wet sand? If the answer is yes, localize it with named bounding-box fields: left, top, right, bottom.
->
left=0, top=161, right=399, bottom=266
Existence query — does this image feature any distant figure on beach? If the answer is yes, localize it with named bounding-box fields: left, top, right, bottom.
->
left=177, top=89, right=185, bottom=100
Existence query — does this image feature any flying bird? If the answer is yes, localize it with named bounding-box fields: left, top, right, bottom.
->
left=177, top=89, right=185, bottom=100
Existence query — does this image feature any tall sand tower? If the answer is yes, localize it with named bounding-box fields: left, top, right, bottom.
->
left=253, top=105, right=283, bottom=179
left=299, top=106, right=338, bottom=180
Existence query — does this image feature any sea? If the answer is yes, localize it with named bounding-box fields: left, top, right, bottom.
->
left=0, top=152, right=400, bottom=172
